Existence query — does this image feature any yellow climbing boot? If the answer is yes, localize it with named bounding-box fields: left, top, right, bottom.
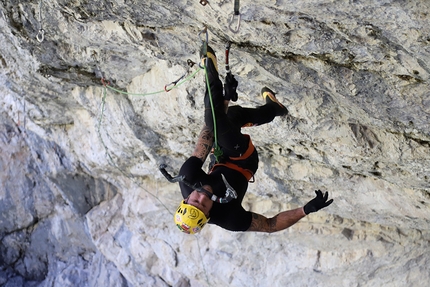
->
left=200, top=44, right=218, bottom=72
left=261, top=87, right=288, bottom=116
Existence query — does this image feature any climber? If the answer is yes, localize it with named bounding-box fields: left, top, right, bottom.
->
left=170, top=45, right=333, bottom=234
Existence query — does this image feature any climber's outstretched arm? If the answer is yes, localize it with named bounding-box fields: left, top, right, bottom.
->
left=247, top=208, right=306, bottom=233
left=247, top=190, right=333, bottom=233
left=192, top=125, right=214, bottom=163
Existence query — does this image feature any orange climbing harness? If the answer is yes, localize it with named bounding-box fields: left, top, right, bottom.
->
left=210, top=135, right=255, bottom=182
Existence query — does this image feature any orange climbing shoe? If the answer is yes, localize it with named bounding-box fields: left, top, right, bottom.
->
left=261, top=87, right=288, bottom=116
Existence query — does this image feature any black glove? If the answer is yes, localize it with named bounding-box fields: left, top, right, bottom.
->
left=303, top=190, right=333, bottom=215
left=224, top=73, right=238, bottom=102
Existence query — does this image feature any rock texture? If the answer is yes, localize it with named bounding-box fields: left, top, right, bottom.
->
left=1, top=0, right=430, bottom=286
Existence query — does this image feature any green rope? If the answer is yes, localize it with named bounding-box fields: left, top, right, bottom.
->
left=105, top=67, right=202, bottom=96
left=203, top=62, right=223, bottom=161
left=106, top=85, right=164, bottom=96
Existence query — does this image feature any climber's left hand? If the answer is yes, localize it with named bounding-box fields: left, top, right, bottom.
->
left=303, top=190, right=333, bottom=215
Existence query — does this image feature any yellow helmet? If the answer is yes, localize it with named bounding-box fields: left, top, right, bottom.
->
left=174, top=201, right=209, bottom=234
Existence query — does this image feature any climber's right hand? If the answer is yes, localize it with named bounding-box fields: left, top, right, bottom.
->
left=224, top=73, right=238, bottom=102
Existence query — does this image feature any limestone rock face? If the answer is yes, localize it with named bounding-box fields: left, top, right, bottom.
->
left=1, top=1, right=429, bottom=286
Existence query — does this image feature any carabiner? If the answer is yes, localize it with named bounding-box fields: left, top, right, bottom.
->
left=36, top=29, right=45, bottom=42
left=164, top=82, right=176, bottom=92
left=228, top=13, right=241, bottom=33
left=198, top=26, right=209, bottom=69
left=36, top=0, right=45, bottom=42
left=198, top=26, right=209, bottom=45
left=164, top=72, right=187, bottom=92
left=164, top=59, right=197, bottom=92
left=228, top=0, right=241, bottom=33
left=199, top=0, right=208, bottom=6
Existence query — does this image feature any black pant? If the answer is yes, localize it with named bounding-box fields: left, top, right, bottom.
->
left=203, top=58, right=278, bottom=158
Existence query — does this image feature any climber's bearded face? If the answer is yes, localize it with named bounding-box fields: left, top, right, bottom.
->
left=185, top=186, right=213, bottom=217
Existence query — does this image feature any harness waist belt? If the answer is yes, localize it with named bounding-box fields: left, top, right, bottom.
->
left=210, top=135, right=255, bottom=182
left=212, top=162, right=254, bottom=181
left=229, top=135, right=254, bottom=161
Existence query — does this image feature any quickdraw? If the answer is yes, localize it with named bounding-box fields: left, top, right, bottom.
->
left=198, top=0, right=241, bottom=33
left=159, top=164, right=237, bottom=203
left=164, top=59, right=196, bottom=92
left=198, top=26, right=209, bottom=69
left=228, top=0, right=241, bottom=33
left=36, top=0, right=45, bottom=42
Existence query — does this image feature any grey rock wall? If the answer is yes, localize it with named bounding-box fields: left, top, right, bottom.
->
left=1, top=0, right=429, bottom=286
